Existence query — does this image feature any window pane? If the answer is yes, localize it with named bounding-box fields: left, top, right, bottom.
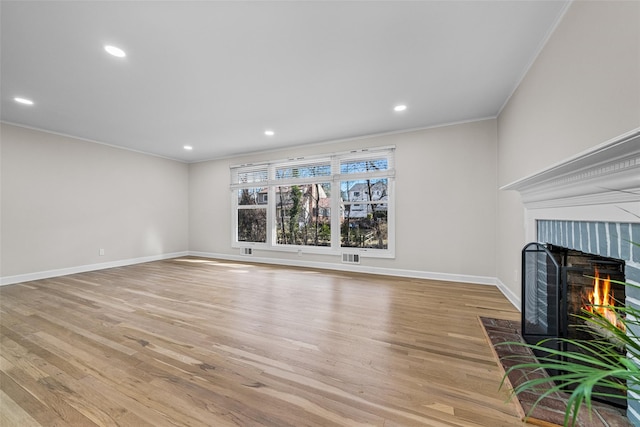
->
left=341, top=178, right=388, bottom=203
left=276, top=163, right=331, bottom=180
left=341, top=205, right=388, bottom=249
left=238, top=209, right=266, bottom=242
left=340, top=158, right=388, bottom=174
left=341, top=178, right=388, bottom=249
left=237, top=188, right=267, bottom=205
left=236, top=168, right=268, bottom=184
left=276, top=183, right=331, bottom=246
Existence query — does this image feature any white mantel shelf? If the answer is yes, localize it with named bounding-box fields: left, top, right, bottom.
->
left=501, top=128, right=640, bottom=209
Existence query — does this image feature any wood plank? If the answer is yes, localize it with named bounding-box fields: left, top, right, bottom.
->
left=0, top=390, right=41, bottom=427
left=1, top=257, right=524, bottom=426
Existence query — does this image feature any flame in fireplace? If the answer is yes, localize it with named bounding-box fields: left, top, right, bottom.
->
left=585, top=269, right=625, bottom=332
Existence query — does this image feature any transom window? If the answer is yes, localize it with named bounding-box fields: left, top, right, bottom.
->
left=230, top=147, right=395, bottom=258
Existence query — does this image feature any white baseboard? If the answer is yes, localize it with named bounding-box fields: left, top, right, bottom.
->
left=495, top=277, right=521, bottom=311
left=189, top=250, right=498, bottom=286
left=0, top=251, right=190, bottom=286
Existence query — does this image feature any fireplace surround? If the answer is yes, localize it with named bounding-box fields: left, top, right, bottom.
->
left=502, top=128, right=640, bottom=424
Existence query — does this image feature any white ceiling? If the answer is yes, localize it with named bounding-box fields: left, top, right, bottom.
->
left=1, top=1, right=570, bottom=163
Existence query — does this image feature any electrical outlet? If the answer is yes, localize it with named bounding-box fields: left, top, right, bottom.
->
left=99, top=248, right=105, bottom=256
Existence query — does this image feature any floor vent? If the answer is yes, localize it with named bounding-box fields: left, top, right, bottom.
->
left=240, top=248, right=253, bottom=256
left=342, top=253, right=360, bottom=264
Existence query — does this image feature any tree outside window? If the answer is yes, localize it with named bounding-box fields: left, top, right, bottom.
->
left=237, top=188, right=267, bottom=242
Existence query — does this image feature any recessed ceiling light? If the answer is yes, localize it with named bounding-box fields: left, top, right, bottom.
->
left=104, top=45, right=126, bottom=58
left=394, top=105, right=407, bottom=112
left=264, top=130, right=275, bottom=136
left=183, top=145, right=193, bottom=151
left=14, top=97, right=34, bottom=105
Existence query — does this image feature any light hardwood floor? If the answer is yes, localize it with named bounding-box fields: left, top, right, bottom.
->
left=1, top=257, right=523, bottom=426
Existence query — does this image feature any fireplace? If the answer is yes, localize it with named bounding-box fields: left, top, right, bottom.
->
left=500, top=128, right=640, bottom=424
left=522, top=243, right=626, bottom=345
left=521, top=240, right=627, bottom=407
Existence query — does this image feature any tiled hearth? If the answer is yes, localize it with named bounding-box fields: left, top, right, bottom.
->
left=481, top=317, right=631, bottom=427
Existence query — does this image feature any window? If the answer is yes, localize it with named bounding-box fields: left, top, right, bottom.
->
left=237, top=188, right=267, bottom=242
left=340, top=156, right=390, bottom=250
left=230, top=147, right=395, bottom=257
left=273, top=161, right=332, bottom=247
left=274, top=182, right=331, bottom=246
left=232, top=166, right=268, bottom=243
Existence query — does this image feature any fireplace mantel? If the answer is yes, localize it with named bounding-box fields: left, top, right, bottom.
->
left=501, top=128, right=640, bottom=209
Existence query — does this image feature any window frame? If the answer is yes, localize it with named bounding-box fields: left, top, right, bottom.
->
left=230, top=146, right=395, bottom=258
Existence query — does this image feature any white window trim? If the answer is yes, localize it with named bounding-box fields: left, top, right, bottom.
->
left=230, top=146, right=395, bottom=258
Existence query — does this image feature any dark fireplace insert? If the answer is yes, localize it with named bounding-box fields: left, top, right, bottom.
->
left=521, top=242, right=627, bottom=408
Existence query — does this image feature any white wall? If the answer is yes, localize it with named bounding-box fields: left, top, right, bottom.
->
left=0, top=123, right=189, bottom=280
left=190, top=119, right=498, bottom=281
left=496, top=0, right=640, bottom=302
left=6, top=1, right=635, bottom=296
